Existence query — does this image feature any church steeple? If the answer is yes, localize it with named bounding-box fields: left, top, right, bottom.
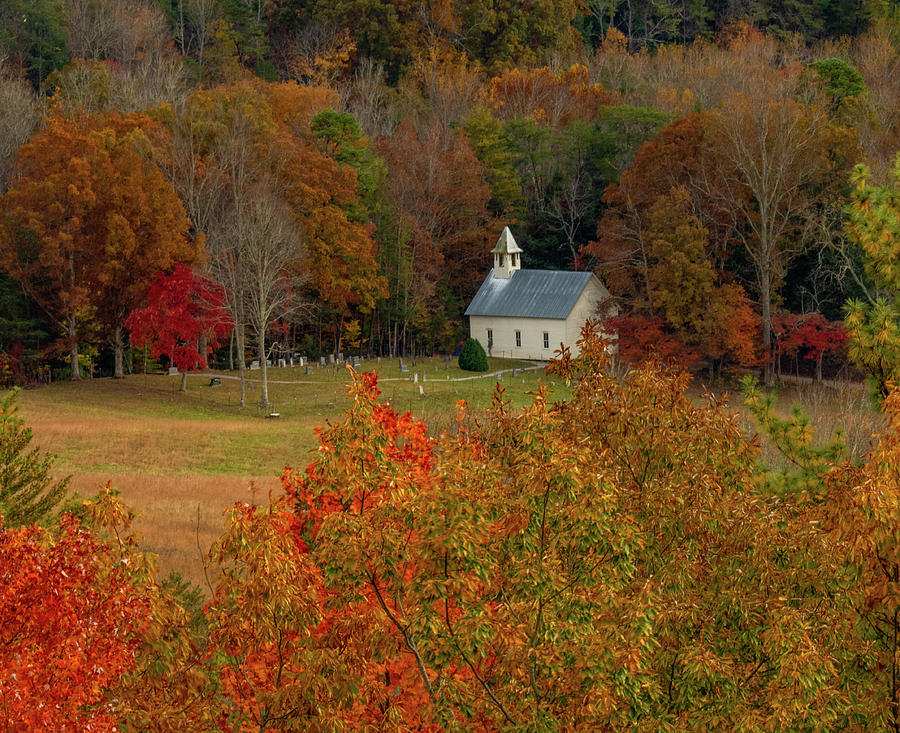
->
left=491, top=226, right=523, bottom=279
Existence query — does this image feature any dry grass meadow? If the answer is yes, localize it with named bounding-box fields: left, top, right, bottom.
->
left=13, top=356, right=547, bottom=588
left=11, top=356, right=884, bottom=591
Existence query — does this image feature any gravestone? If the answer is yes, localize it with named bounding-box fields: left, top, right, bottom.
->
left=250, top=360, right=260, bottom=370
left=352, top=356, right=361, bottom=367
left=298, top=356, right=305, bottom=366
left=168, top=366, right=179, bottom=376
left=208, top=377, right=222, bottom=387
left=319, top=356, right=326, bottom=366
left=306, top=366, right=313, bottom=375
left=418, top=384, right=425, bottom=396
left=400, top=364, right=408, bottom=373
left=328, top=353, right=335, bottom=365
left=278, top=358, right=286, bottom=368
left=422, top=373, right=426, bottom=382
left=414, top=373, right=418, bottom=383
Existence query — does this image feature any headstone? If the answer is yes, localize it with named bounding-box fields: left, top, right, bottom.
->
left=418, top=384, right=425, bottom=396
left=513, top=369, right=518, bottom=377
left=319, top=356, right=326, bottom=366
left=208, top=377, right=222, bottom=387
left=250, top=360, right=260, bottom=370
left=278, top=358, right=286, bottom=368
left=338, top=352, right=344, bottom=362
left=289, top=358, right=294, bottom=368
left=328, top=353, right=335, bottom=365
left=306, top=365, right=313, bottom=375
left=400, top=364, right=408, bottom=373
left=352, top=356, right=361, bottom=367
left=414, top=372, right=418, bottom=383
left=298, top=356, right=305, bottom=367
left=266, top=412, right=281, bottom=419
left=266, top=360, right=272, bottom=367
left=422, top=373, right=426, bottom=382
left=168, top=366, right=179, bottom=376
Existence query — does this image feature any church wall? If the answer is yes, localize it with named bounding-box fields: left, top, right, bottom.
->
left=565, top=277, right=617, bottom=347
left=469, top=315, right=567, bottom=360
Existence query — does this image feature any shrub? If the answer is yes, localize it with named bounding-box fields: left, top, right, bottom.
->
left=458, top=337, right=488, bottom=372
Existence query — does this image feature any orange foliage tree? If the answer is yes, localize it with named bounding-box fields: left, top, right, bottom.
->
left=0, top=485, right=212, bottom=731
left=170, top=80, right=385, bottom=371
left=487, top=64, right=620, bottom=126
left=0, top=111, right=199, bottom=379
left=222, top=324, right=851, bottom=729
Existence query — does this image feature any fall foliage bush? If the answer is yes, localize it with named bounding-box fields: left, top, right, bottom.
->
left=458, top=336, right=488, bottom=371
left=6, top=324, right=900, bottom=730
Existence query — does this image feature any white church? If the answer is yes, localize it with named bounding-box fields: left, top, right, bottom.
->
left=464, top=227, right=613, bottom=360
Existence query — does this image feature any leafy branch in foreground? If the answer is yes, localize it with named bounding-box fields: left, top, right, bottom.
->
left=741, top=375, right=846, bottom=495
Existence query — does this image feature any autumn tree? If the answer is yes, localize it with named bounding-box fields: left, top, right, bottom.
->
left=168, top=80, right=383, bottom=391
left=126, top=263, right=231, bottom=391
left=487, top=64, right=619, bottom=127
left=377, top=120, right=496, bottom=353
left=0, top=497, right=151, bottom=729
left=0, top=112, right=199, bottom=379
left=822, top=385, right=900, bottom=729
left=703, top=93, right=852, bottom=384
left=265, top=325, right=854, bottom=727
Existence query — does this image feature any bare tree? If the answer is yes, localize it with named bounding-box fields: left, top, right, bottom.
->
left=233, top=193, right=306, bottom=411
left=339, top=57, right=397, bottom=138
left=0, top=60, right=38, bottom=192
left=705, top=93, right=832, bottom=385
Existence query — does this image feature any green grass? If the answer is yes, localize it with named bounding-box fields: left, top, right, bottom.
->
left=14, top=355, right=556, bottom=478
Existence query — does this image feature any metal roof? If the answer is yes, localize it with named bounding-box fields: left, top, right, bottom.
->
left=465, top=269, right=597, bottom=319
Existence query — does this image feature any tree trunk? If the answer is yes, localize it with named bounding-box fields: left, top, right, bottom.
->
left=236, top=322, right=246, bottom=407
left=760, top=269, right=774, bottom=387
left=180, top=371, right=187, bottom=392
left=113, top=325, right=125, bottom=379
left=259, top=331, right=269, bottom=410
left=228, top=329, right=234, bottom=371
left=68, top=313, right=81, bottom=380
left=198, top=332, right=208, bottom=368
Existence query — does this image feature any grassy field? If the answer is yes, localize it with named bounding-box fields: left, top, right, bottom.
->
left=13, top=355, right=555, bottom=587
left=12, top=356, right=884, bottom=590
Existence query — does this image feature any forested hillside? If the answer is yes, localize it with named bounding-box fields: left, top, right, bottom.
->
left=4, top=4, right=900, bottom=728
left=2, top=1, right=900, bottom=391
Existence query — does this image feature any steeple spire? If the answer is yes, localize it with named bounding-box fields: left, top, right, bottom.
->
left=491, top=226, right=523, bottom=279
